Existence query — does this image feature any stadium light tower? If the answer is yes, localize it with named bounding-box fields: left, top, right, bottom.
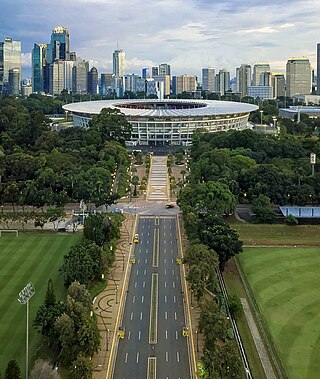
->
left=18, top=283, right=35, bottom=379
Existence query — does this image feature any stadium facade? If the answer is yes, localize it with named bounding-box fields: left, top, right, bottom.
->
left=63, top=99, right=258, bottom=146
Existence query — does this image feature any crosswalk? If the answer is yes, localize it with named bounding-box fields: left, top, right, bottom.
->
left=147, top=156, right=169, bottom=201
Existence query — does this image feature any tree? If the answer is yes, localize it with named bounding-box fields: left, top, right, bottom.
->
left=83, top=214, right=107, bottom=246
left=45, top=278, right=56, bottom=307
left=228, top=295, right=242, bottom=319
left=285, top=214, right=299, bottom=225
left=5, top=360, right=21, bottom=379
left=30, top=359, right=61, bottom=379
left=252, top=194, right=276, bottom=224
left=71, top=353, right=92, bottom=379
left=131, top=175, right=139, bottom=197
left=67, top=281, right=92, bottom=310
left=89, top=108, right=132, bottom=146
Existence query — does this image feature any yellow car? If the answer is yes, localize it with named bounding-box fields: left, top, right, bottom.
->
left=118, top=326, right=125, bottom=339
left=182, top=326, right=189, bottom=337
left=176, top=257, right=182, bottom=265
left=133, top=233, right=139, bottom=243
left=130, top=255, right=136, bottom=264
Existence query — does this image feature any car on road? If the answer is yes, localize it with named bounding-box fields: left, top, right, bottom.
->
left=182, top=326, right=189, bottom=337
left=165, top=203, right=175, bottom=208
left=130, top=255, right=136, bottom=264
left=133, top=233, right=140, bottom=243
left=118, top=326, right=125, bottom=339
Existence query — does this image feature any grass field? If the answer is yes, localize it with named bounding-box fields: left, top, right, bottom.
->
left=0, top=232, right=81, bottom=375
left=239, top=247, right=320, bottom=379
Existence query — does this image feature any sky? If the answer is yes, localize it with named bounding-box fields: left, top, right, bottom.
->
left=1, top=0, right=320, bottom=79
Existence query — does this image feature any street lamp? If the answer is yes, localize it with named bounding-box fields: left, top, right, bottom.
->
left=260, top=110, right=263, bottom=128
left=18, top=283, right=35, bottom=379
left=195, top=330, right=199, bottom=352
left=115, top=284, right=119, bottom=304
left=107, top=328, right=110, bottom=351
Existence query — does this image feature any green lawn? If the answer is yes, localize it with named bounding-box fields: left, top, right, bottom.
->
left=239, top=247, right=320, bottom=379
left=0, top=232, right=81, bottom=375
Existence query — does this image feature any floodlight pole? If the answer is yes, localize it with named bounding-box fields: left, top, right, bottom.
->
left=18, top=283, right=35, bottom=379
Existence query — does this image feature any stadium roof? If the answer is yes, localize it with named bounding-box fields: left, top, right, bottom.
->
left=63, top=99, right=258, bottom=118
left=280, top=206, right=320, bottom=218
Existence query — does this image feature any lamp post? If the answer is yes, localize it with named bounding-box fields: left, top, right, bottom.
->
left=115, top=284, right=119, bottom=304
left=18, top=283, right=35, bottom=379
left=260, top=110, right=263, bottom=129
left=195, top=330, right=199, bottom=352
left=107, top=328, right=110, bottom=351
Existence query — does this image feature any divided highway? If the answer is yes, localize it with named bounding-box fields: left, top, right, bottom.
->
left=111, top=215, right=192, bottom=379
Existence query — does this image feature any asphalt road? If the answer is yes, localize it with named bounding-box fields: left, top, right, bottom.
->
left=112, top=216, right=191, bottom=379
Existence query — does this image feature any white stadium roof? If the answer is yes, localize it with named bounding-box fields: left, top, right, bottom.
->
left=63, top=99, right=258, bottom=118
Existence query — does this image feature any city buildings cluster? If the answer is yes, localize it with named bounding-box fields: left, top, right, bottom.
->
left=0, top=26, right=318, bottom=100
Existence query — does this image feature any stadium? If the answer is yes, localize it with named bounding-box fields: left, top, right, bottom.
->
left=63, top=99, right=258, bottom=146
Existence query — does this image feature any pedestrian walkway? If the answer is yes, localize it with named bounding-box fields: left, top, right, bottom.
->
left=92, top=212, right=135, bottom=378
left=147, top=156, right=169, bottom=201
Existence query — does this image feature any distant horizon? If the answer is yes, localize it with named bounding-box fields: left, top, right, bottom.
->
left=2, top=0, right=319, bottom=80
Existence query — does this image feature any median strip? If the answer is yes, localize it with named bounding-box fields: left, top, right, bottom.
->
left=149, top=273, right=158, bottom=344
left=153, top=229, right=159, bottom=268
left=147, top=357, right=157, bottom=379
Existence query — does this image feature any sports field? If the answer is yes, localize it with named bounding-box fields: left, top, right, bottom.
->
left=239, top=247, right=320, bottom=379
left=0, top=232, right=81, bottom=374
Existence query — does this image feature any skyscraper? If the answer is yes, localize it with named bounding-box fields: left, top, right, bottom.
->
left=151, top=66, right=159, bottom=77
left=216, top=69, right=230, bottom=96
left=286, top=57, right=311, bottom=97
left=50, top=26, right=70, bottom=61
left=159, top=63, right=171, bottom=76
left=72, top=59, right=89, bottom=94
left=8, top=68, right=20, bottom=95
left=252, top=63, right=270, bottom=86
left=317, top=43, right=320, bottom=94
left=113, top=49, right=125, bottom=77
left=236, top=64, right=251, bottom=98
left=0, top=37, right=21, bottom=94
left=100, top=73, right=113, bottom=96
left=172, top=75, right=197, bottom=95
left=142, top=68, right=150, bottom=79
left=88, top=67, right=98, bottom=94
left=271, top=73, right=285, bottom=98
left=49, top=59, right=65, bottom=95
left=202, top=68, right=215, bottom=92
left=32, top=43, right=47, bottom=93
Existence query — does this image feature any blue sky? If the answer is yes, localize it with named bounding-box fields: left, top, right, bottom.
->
left=1, top=0, right=319, bottom=78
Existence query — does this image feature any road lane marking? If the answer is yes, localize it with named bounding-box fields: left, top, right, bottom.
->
left=128, top=331, right=131, bottom=340
left=147, top=357, right=156, bottom=379
left=174, top=312, right=177, bottom=320
left=140, top=312, right=143, bottom=320
left=164, top=248, right=166, bottom=253
left=164, top=269, right=167, bottom=275
left=138, top=331, right=141, bottom=340
left=173, top=281, right=176, bottom=288
left=136, top=352, right=140, bottom=363
left=165, top=311, right=168, bottom=319
left=146, top=248, right=149, bottom=253
left=153, top=229, right=159, bottom=267
left=143, top=281, right=146, bottom=288
left=173, top=295, right=176, bottom=303
left=164, top=281, right=167, bottom=288
left=164, top=295, right=167, bottom=303
left=149, top=273, right=158, bottom=344
left=135, top=282, right=137, bottom=288
left=125, top=353, right=128, bottom=363
left=176, top=331, right=178, bottom=340
left=142, top=295, right=144, bottom=303
left=144, top=269, right=147, bottom=275
left=177, top=352, right=180, bottom=363
left=136, top=270, right=139, bottom=276
left=164, top=232, right=166, bottom=237
left=165, top=330, right=168, bottom=339
left=171, top=258, right=174, bottom=263
left=145, top=258, right=148, bottom=263
left=172, top=269, right=175, bottom=275
left=133, top=295, right=135, bottom=303
left=130, top=312, right=134, bottom=320
left=148, top=231, right=150, bottom=236
left=164, top=258, right=167, bottom=263
left=138, top=259, right=140, bottom=264
left=165, top=352, right=168, bottom=362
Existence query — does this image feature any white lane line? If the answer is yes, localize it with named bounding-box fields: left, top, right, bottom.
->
left=128, top=331, right=131, bottom=340
left=146, top=248, right=149, bottom=253
left=164, top=258, right=167, bottom=263
left=164, top=295, right=167, bottom=303
left=130, top=312, right=134, bottom=320
left=148, top=232, right=150, bottom=236
left=138, top=331, right=141, bottom=340
left=164, top=232, right=166, bottom=237
left=171, top=249, right=173, bottom=254
left=171, top=258, right=174, bottom=263
left=164, top=225, right=166, bottom=229
left=143, top=281, right=145, bottom=288
left=165, top=330, right=168, bottom=339
left=138, top=259, right=140, bottom=264
left=165, top=311, right=168, bottom=319
left=134, top=282, right=137, bottom=288
left=146, top=240, right=149, bottom=244
left=145, top=258, right=148, bottom=263
left=164, top=248, right=166, bottom=253
left=177, top=352, right=180, bottom=363
left=164, top=240, right=166, bottom=244
left=164, top=269, right=167, bottom=275
left=165, top=352, right=168, bottom=362
left=172, top=269, right=175, bottom=275
left=142, top=295, right=144, bottom=303
left=173, top=295, right=176, bottom=303
left=173, top=281, right=176, bottom=288
left=140, top=312, right=143, bottom=320
left=133, top=295, right=136, bottom=303
left=174, top=312, right=177, bottom=320
left=171, top=240, right=173, bottom=244
left=170, top=225, right=172, bottom=229
left=125, top=353, right=128, bottom=363
left=141, top=232, right=144, bottom=237
left=136, top=352, right=140, bottom=363
left=144, top=269, right=147, bottom=275
left=176, top=331, right=178, bottom=340
left=136, top=270, right=139, bottom=276
left=164, top=281, right=167, bottom=288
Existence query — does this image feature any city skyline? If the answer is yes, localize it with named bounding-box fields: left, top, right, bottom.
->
left=1, top=0, right=320, bottom=79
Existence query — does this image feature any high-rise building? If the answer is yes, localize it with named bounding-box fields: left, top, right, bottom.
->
left=124, top=74, right=140, bottom=93
left=172, top=75, right=197, bottom=95
left=236, top=64, right=251, bottom=97
left=88, top=67, right=98, bottom=94
left=32, top=43, right=47, bottom=93
left=0, top=37, right=21, bottom=94
left=100, top=73, right=113, bottom=96
left=50, top=26, right=70, bottom=61
left=271, top=73, right=285, bottom=98
left=63, top=61, right=74, bottom=92
left=215, top=69, right=230, bottom=96
left=152, top=75, right=170, bottom=97
left=253, top=63, right=270, bottom=86
left=8, top=68, right=20, bottom=95
left=151, top=66, right=159, bottom=77
left=72, top=59, right=89, bottom=94
left=286, top=57, right=311, bottom=97
left=202, top=68, right=215, bottom=92
left=113, top=49, right=125, bottom=77
left=49, top=59, right=65, bottom=95
left=142, top=68, right=150, bottom=79
left=159, top=63, right=171, bottom=76
left=317, top=43, right=320, bottom=94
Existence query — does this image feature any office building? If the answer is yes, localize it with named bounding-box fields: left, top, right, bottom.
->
left=113, top=49, right=125, bottom=77
left=142, top=68, right=150, bottom=79
left=159, top=63, right=171, bottom=76
left=253, top=63, right=270, bottom=86
left=112, top=76, right=124, bottom=97
left=8, top=68, right=20, bottom=95
left=63, top=60, right=74, bottom=92
left=202, top=68, right=215, bottom=92
left=72, top=59, right=89, bottom=94
left=49, top=59, right=65, bottom=95
left=151, top=66, right=159, bottom=77
left=0, top=37, right=21, bottom=94
left=153, top=75, right=171, bottom=97
left=172, top=75, right=197, bottom=95
left=124, top=74, right=140, bottom=93
left=248, top=86, right=272, bottom=100
left=286, top=57, right=311, bottom=97
left=216, top=69, right=230, bottom=96
left=32, top=43, right=47, bottom=93
left=317, top=43, right=320, bottom=94
left=271, top=73, right=285, bottom=98
left=88, top=67, right=98, bottom=94
left=50, top=26, right=70, bottom=62
left=100, top=73, right=113, bottom=96
left=236, top=64, right=251, bottom=97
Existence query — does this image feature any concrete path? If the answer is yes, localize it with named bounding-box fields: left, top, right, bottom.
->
left=241, top=298, right=277, bottom=379
left=147, top=156, right=169, bottom=201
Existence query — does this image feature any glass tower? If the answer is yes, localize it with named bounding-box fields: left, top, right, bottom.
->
left=32, top=43, right=47, bottom=93
left=0, top=38, right=21, bottom=94
left=113, top=49, right=125, bottom=77
left=50, top=26, right=70, bottom=61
